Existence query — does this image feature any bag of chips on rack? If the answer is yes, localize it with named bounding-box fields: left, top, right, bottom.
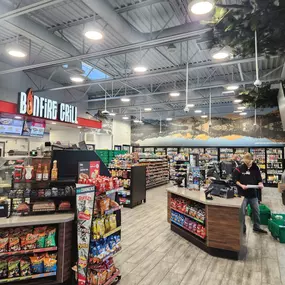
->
left=20, top=257, right=31, bottom=276
left=88, top=270, right=98, bottom=285
left=0, top=259, right=8, bottom=278
left=9, top=228, right=21, bottom=252
left=96, top=218, right=105, bottom=237
left=43, top=256, right=57, bottom=273
left=0, top=238, right=8, bottom=253
left=22, top=234, right=37, bottom=250
left=104, top=216, right=110, bottom=233
left=8, top=258, right=20, bottom=278
left=34, top=226, right=47, bottom=248
left=45, top=228, right=56, bottom=247
left=30, top=255, right=44, bottom=274
left=109, top=214, right=117, bottom=231
left=97, top=270, right=107, bottom=285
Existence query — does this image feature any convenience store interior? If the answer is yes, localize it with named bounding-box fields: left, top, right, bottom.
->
left=0, top=0, right=284, bottom=285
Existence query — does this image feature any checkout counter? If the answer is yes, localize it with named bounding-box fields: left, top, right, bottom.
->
left=167, top=186, right=244, bottom=260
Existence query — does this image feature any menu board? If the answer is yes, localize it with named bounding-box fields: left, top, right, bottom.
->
left=22, top=121, right=45, bottom=137
left=0, top=118, right=23, bottom=135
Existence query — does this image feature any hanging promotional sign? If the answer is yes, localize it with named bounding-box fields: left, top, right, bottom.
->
left=76, top=185, right=95, bottom=285
left=18, top=88, right=78, bottom=124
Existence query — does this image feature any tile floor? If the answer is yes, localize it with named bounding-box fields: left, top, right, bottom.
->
left=115, top=185, right=285, bottom=285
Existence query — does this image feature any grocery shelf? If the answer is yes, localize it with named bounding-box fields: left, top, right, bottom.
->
left=103, top=226, right=121, bottom=239
left=106, top=187, right=124, bottom=195
left=104, top=269, right=121, bottom=285
left=0, top=247, right=57, bottom=257
left=171, top=208, right=205, bottom=225
left=0, top=272, right=56, bottom=284
left=171, top=220, right=206, bottom=240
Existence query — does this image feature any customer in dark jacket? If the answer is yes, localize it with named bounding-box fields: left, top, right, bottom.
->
left=232, top=153, right=267, bottom=234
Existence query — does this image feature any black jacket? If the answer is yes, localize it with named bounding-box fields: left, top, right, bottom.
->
left=232, top=163, right=262, bottom=198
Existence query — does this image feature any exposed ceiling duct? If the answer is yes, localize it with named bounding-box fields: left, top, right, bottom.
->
left=82, top=0, right=208, bottom=44
left=0, top=0, right=79, bottom=56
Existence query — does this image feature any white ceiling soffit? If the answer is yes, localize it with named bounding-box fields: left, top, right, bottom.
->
left=0, top=0, right=79, bottom=56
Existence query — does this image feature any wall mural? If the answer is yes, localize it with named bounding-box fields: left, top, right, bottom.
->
left=131, top=111, right=285, bottom=147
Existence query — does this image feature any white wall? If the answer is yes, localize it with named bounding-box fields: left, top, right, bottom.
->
left=49, top=129, right=81, bottom=145
left=112, top=120, right=131, bottom=147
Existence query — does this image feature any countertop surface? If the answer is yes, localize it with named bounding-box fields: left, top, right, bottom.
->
left=0, top=213, right=74, bottom=228
left=167, top=186, right=244, bottom=208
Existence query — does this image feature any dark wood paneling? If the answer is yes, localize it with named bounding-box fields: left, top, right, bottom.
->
left=206, top=205, right=241, bottom=252
left=167, top=192, right=171, bottom=223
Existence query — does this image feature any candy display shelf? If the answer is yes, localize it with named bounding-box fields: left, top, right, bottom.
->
left=171, top=219, right=206, bottom=240
left=110, top=166, right=146, bottom=208
left=0, top=246, right=57, bottom=257
left=171, top=208, right=205, bottom=225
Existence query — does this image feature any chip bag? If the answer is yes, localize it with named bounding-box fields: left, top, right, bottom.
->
left=0, top=238, right=8, bottom=253
left=20, top=258, right=31, bottom=277
left=109, top=214, right=117, bottom=231
left=43, top=257, right=57, bottom=273
left=0, top=259, right=8, bottom=278
left=30, top=256, right=44, bottom=274
left=8, top=258, right=20, bottom=278
left=45, top=228, right=56, bottom=247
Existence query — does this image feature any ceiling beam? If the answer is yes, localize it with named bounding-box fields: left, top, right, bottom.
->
left=0, top=24, right=210, bottom=75
left=34, top=57, right=279, bottom=93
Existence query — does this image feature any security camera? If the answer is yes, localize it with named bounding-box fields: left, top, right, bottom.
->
left=254, top=79, right=262, bottom=87
left=184, top=106, right=189, bottom=113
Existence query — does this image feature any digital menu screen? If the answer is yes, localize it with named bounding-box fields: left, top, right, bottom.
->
left=22, top=121, right=45, bottom=138
left=0, top=118, right=24, bottom=136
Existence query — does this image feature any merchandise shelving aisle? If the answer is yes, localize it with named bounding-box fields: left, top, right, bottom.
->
left=139, top=154, right=169, bottom=189
left=219, top=148, right=234, bottom=161
left=205, top=148, right=218, bottom=161
left=266, top=147, right=284, bottom=185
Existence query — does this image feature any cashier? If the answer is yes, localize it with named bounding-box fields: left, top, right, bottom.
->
left=233, top=153, right=267, bottom=234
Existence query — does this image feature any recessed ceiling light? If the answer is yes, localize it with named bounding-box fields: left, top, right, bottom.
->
left=51, top=122, right=57, bottom=125
left=169, top=92, right=180, bottom=97
left=70, top=76, right=84, bottom=83
left=133, top=119, right=140, bottom=123
left=109, top=112, right=116, bottom=116
left=144, top=108, right=152, bottom=111
left=222, top=91, right=235, bottom=95
left=133, top=66, right=147, bottom=73
left=122, top=116, right=129, bottom=120
left=102, top=110, right=110, bottom=114
left=234, top=99, right=242, bottom=103
left=189, top=0, right=214, bottom=15
left=84, top=30, right=103, bottom=40
left=166, top=118, right=173, bottom=121
left=121, top=97, right=130, bottom=102
left=14, top=116, right=22, bottom=119
left=234, top=110, right=242, bottom=113
left=195, top=110, right=202, bottom=113
left=237, top=106, right=246, bottom=110
left=226, top=85, right=239, bottom=91
left=77, top=126, right=82, bottom=129
left=212, top=52, right=229, bottom=60
left=187, top=104, right=195, bottom=108
left=239, top=112, right=247, bottom=116
left=201, top=115, right=208, bottom=118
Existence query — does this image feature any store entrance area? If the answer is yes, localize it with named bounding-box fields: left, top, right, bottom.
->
left=115, top=185, right=284, bottom=285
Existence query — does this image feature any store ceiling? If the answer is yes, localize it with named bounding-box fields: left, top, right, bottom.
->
left=0, top=0, right=284, bottom=120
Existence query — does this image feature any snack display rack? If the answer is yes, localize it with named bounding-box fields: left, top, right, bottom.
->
left=219, top=148, right=234, bottom=161
left=266, top=148, right=284, bottom=185
left=250, top=148, right=266, bottom=182
left=76, top=182, right=122, bottom=285
left=109, top=166, right=146, bottom=208
left=138, top=154, right=169, bottom=189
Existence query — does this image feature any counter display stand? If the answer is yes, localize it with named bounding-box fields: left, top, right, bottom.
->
left=109, top=166, right=146, bottom=208
left=138, top=155, right=169, bottom=189
left=167, top=187, right=244, bottom=260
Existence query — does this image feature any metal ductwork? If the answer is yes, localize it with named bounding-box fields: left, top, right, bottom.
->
left=82, top=0, right=209, bottom=44
left=0, top=1, right=79, bottom=56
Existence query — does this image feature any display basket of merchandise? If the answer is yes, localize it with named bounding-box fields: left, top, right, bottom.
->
left=247, top=203, right=271, bottom=225
left=268, top=214, right=285, bottom=243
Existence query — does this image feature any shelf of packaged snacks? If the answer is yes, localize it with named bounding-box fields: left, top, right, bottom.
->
left=0, top=247, right=57, bottom=257
left=171, top=219, right=206, bottom=240
left=105, top=206, right=123, bottom=215
left=105, top=187, right=124, bottom=195
left=0, top=272, right=57, bottom=284
left=108, top=167, right=131, bottom=171
left=13, top=179, right=76, bottom=184
left=118, top=190, right=131, bottom=196
left=146, top=181, right=169, bottom=189
left=89, top=247, right=122, bottom=264
left=100, top=226, right=121, bottom=239
left=171, top=208, right=205, bottom=225
left=104, top=269, right=120, bottom=285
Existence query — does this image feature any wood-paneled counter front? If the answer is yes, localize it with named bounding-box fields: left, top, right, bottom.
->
left=167, top=186, right=244, bottom=260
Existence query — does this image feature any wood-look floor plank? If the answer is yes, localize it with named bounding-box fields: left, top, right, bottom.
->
left=158, top=271, right=185, bottom=285
left=261, top=258, right=282, bottom=285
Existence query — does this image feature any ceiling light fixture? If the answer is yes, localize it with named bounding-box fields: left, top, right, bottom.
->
left=170, top=92, right=180, bottom=97
left=201, top=115, right=208, bottom=118
left=84, top=22, right=103, bottom=40
left=102, top=89, right=110, bottom=114
left=77, top=126, right=82, bottom=129
left=122, top=116, right=129, bottom=120
left=237, top=106, right=246, bottom=110
left=133, top=119, right=140, bottom=123
left=239, top=112, right=247, bottom=116
left=212, top=51, right=229, bottom=60
left=222, top=91, right=235, bottom=95
left=187, top=104, right=195, bottom=108
left=233, top=110, right=242, bottom=113
left=7, top=42, right=27, bottom=58
left=121, top=97, right=130, bottom=102
left=109, top=112, right=116, bottom=116
left=234, top=99, right=242, bottom=103
left=70, top=76, right=84, bottom=83
left=195, top=110, right=202, bottom=113
left=14, top=116, right=22, bottom=119
left=133, top=65, right=147, bottom=73
left=166, top=118, right=172, bottom=121
left=188, top=0, right=214, bottom=15
left=226, top=85, right=239, bottom=91
left=144, top=108, right=152, bottom=111
left=51, top=122, right=57, bottom=125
